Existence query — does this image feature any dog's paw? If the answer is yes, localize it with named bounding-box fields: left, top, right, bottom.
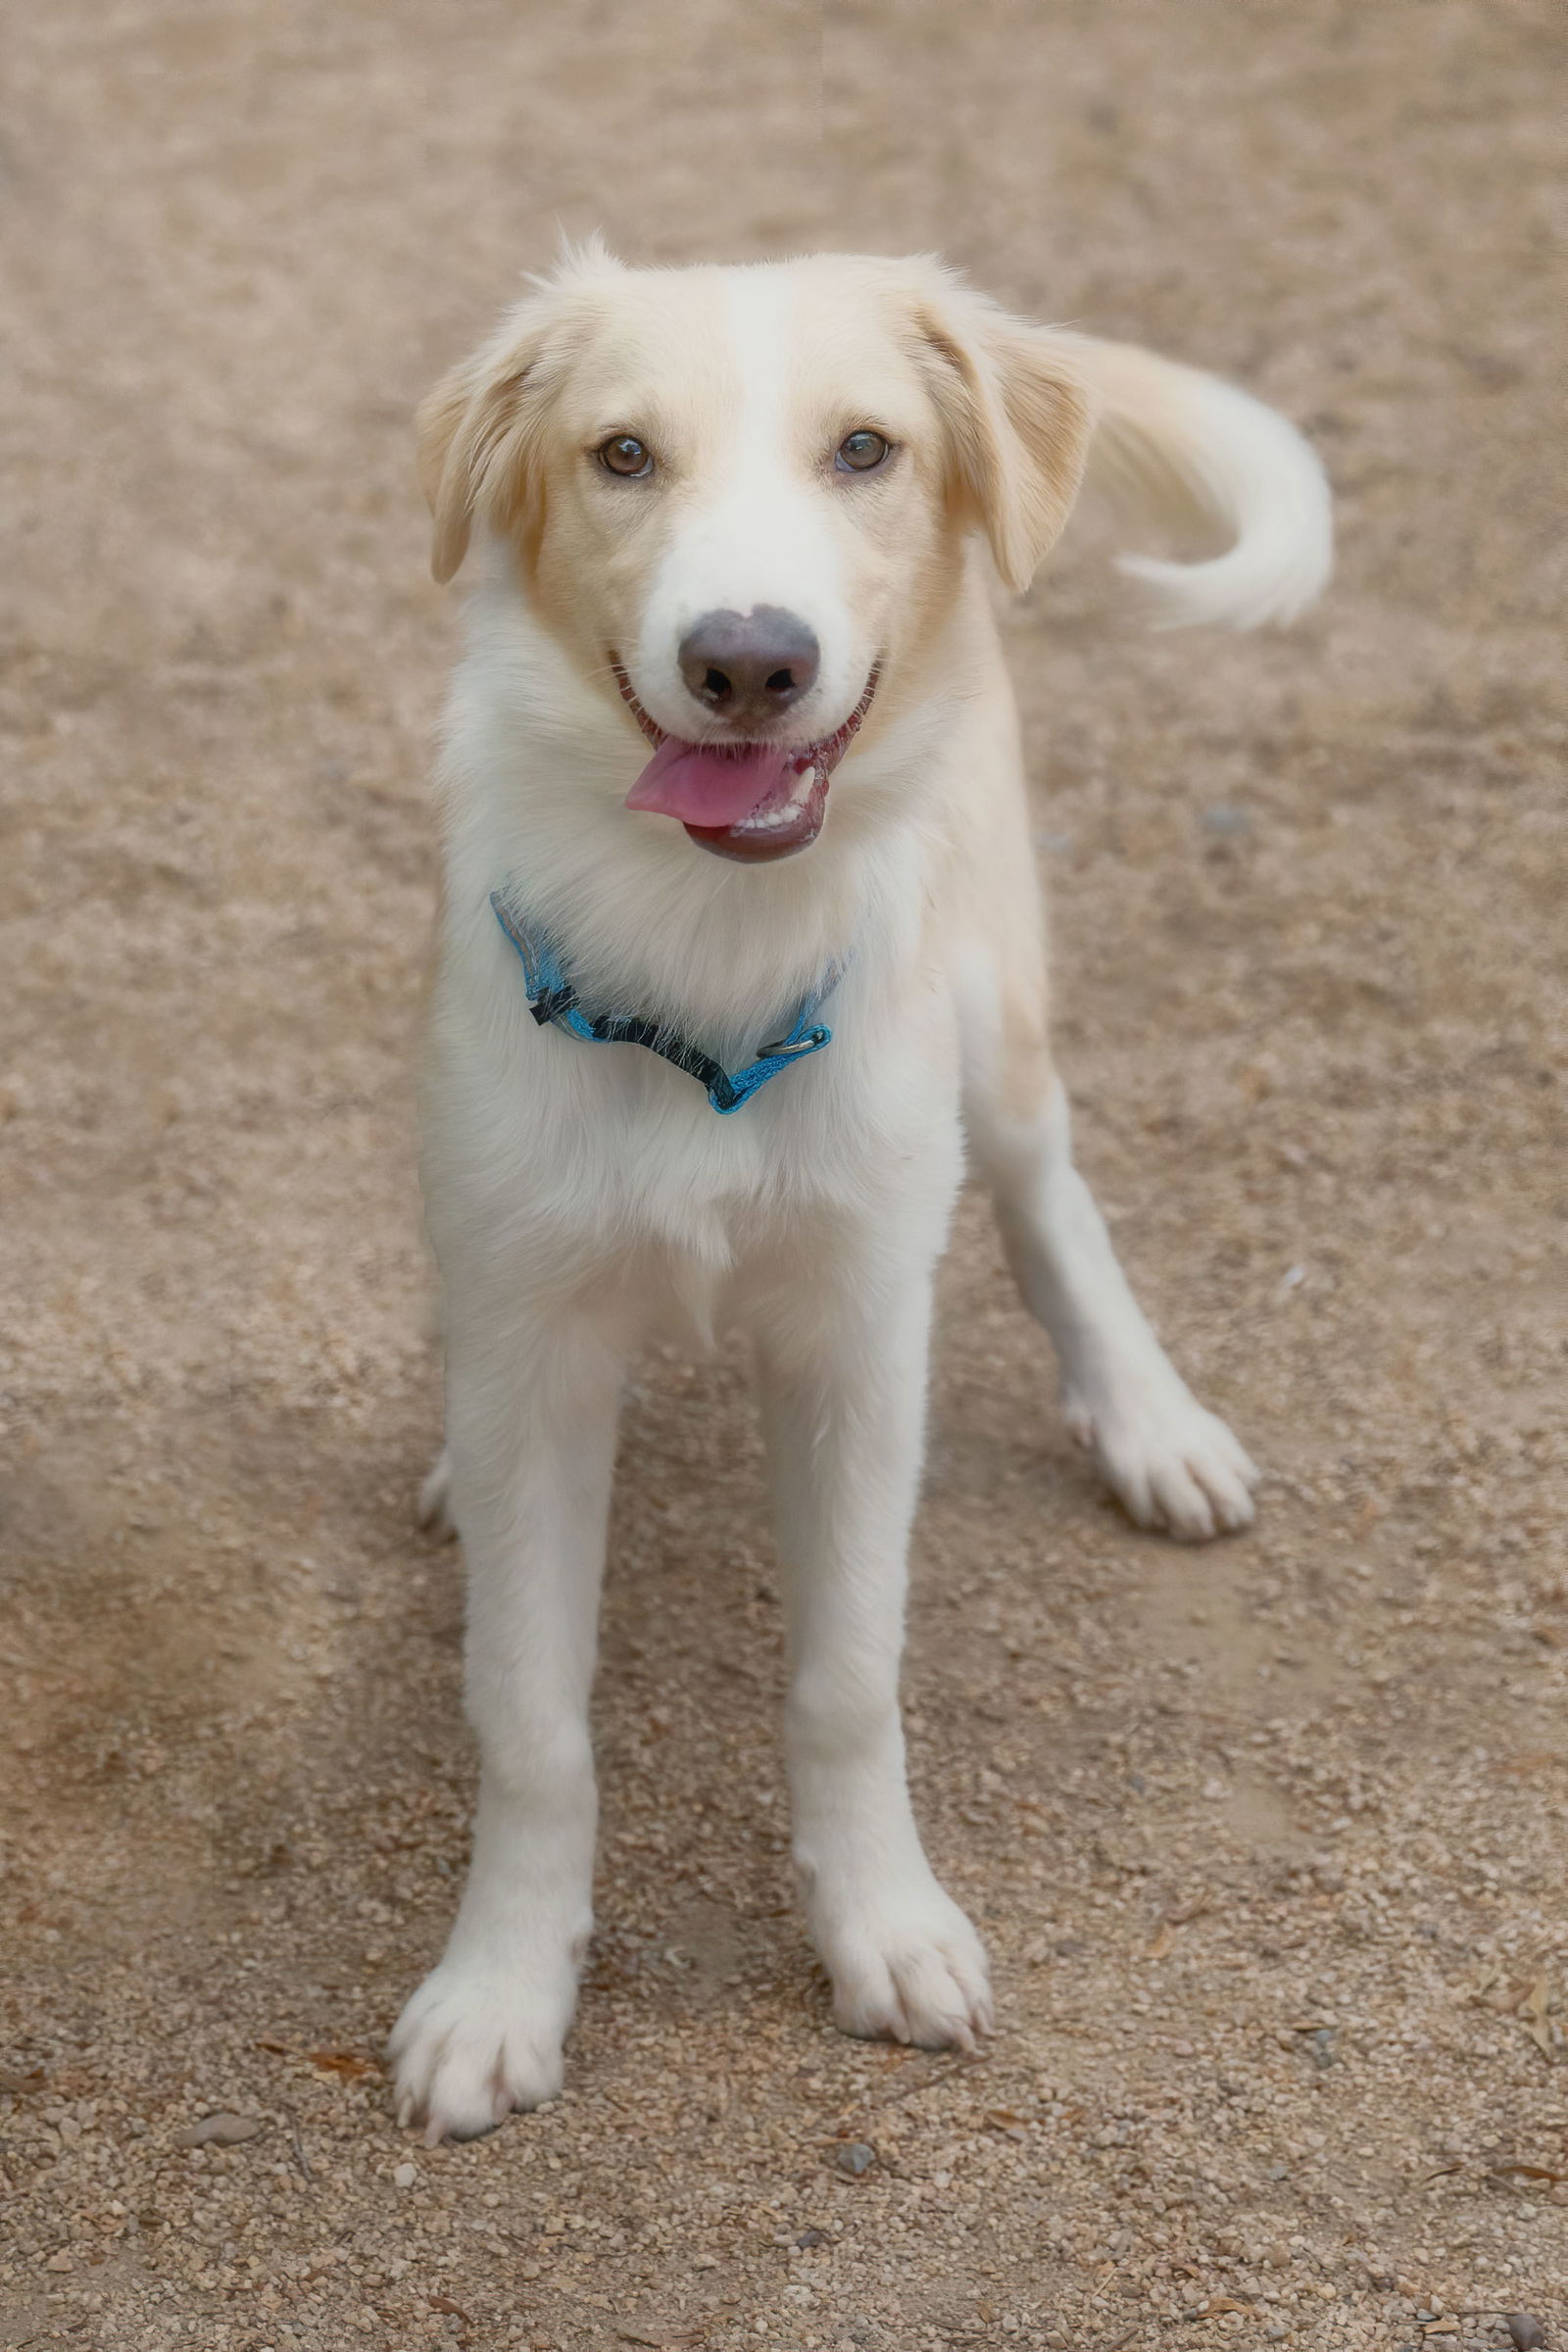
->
left=387, top=1959, right=574, bottom=2144
left=812, top=1882, right=993, bottom=2052
left=1065, top=1376, right=1258, bottom=1542
left=416, top=1447, right=457, bottom=1540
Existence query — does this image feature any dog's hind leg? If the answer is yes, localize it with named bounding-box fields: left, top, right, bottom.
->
left=955, top=891, right=1257, bottom=1542
left=389, top=1294, right=624, bottom=2141
left=416, top=1445, right=456, bottom=1538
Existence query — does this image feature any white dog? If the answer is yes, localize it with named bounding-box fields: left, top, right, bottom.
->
left=388, top=243, right=1330, bottom=2141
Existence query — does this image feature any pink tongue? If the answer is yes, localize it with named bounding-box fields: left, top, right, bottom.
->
left=625, top=735, right=803, bottom=829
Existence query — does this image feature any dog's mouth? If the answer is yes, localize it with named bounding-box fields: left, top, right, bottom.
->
left=612, top=662, right=879, bottom=864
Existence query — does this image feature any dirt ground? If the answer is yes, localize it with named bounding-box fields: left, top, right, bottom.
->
left=3, top=2, right=1565, bottom=2348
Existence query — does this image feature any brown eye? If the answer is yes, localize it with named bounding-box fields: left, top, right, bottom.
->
left=599, top=433, right=653, bottom=478
left=836, top=429, right=892, bottom=473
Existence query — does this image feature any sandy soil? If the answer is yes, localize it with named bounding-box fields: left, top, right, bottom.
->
left=2, top=3, right=1565, bottom=2348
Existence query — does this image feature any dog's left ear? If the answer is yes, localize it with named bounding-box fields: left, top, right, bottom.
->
left=417, top=289, right=583, bottom=584
left=909, top=280, right=1095, bottom=594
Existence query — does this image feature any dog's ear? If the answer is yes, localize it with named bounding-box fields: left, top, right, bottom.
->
left=909, top=280, right=1095, bottom=594
left=418, top=253, right=626, bottom=584
left=416, top=298, right=564, bottom=585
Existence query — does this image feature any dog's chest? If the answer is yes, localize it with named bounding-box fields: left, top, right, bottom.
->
left=438, top=953, right=958, bottom=1266
left=519, top=1021, right=899, bottom=1232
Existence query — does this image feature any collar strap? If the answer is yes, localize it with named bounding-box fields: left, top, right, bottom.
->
left=490, top=891, right=839, bottom=1115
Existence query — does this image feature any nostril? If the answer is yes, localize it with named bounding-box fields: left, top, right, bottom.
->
left=678, top=607, right=820, bottom=722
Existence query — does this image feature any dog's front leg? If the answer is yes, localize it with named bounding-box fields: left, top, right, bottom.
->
left=389, top=1304, right=622, bottom=2143
left=757, top=1252, right=992, bottom=2051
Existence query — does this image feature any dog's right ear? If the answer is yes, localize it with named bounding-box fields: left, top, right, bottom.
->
left=421, top=241, right=625, bottom=582
left=416, top=296, right=569, bottom=584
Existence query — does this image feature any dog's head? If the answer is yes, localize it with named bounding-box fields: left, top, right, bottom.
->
left=419, top=244, right=1093, bottom=860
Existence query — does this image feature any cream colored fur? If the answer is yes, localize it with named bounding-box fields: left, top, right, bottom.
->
left=388, top=245, right=1331, bottom=2141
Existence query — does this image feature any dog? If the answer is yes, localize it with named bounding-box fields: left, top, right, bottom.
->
left=387, top=241, right=1330, bottom=2141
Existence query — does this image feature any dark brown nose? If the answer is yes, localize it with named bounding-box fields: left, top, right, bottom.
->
left=677, top=607, right=820, bottom=731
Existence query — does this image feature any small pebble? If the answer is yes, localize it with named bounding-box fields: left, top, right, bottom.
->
left=393, top=2161, right=416, bottom=2188
left=174, top=2113, right=265, bottom=2148
left=1507, top=2320, right=1545, bottom=2352
left=834, top=2141, right=875, bottom=2176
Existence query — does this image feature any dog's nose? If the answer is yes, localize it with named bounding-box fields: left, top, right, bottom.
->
left=677, top=608, right=820, bottom=730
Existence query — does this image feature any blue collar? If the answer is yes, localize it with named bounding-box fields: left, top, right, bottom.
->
left=490, top=891, right=840, bottom=1115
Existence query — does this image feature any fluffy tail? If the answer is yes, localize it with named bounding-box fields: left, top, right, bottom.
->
left=1070, top=335, right=1333, bottom=630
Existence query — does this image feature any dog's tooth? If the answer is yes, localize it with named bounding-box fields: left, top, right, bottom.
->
left=740, top=796, right=807, bottom=834
left=728, top=757, right=824, bottom=837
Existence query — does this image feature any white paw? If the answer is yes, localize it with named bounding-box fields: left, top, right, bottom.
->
left=810, top=1880, right=993, bottom=2051
left=1066, top=1374, right=1258, bottom=1542
left=387, top=1956, right=575, bottom=2144
left=417, top=1446, right=456, bottom=1539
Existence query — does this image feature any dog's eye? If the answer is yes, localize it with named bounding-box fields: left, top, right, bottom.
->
left=599, top=434, right=654, bottom=478
left=835, top=429, right=892, bottom=473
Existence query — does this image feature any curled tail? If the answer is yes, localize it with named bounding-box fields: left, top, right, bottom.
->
left=1069, top=334, right=1333, bottom=631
